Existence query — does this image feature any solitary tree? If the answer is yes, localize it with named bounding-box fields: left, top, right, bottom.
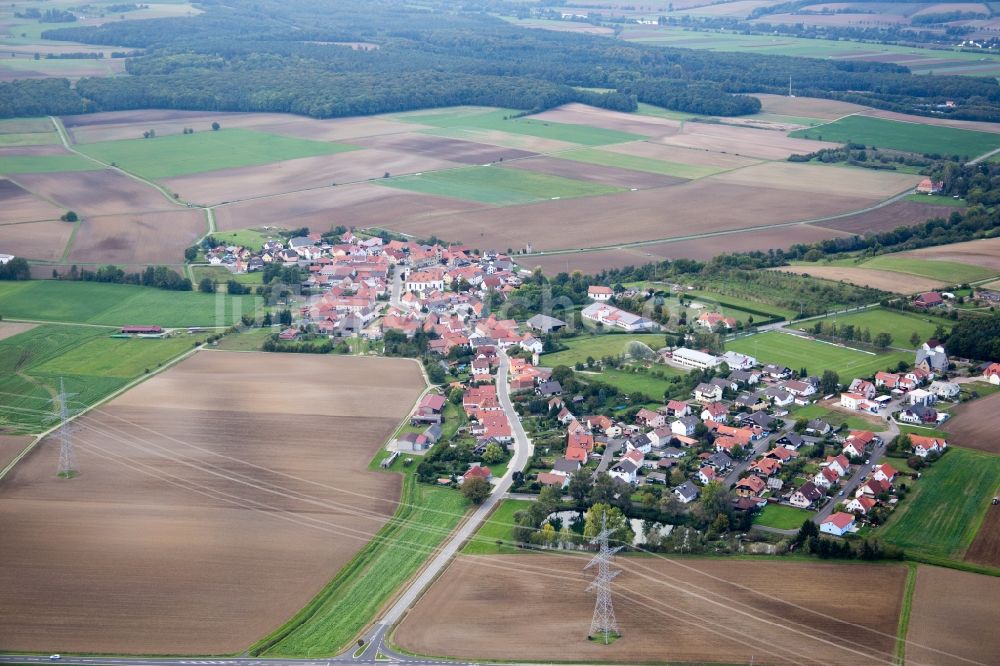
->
left=211, top=121, right=220, bottom=131
left=461, top=476, right=491, bottom=505
left=60, top=210, right=78, bottom=222
left=909, top=331, right=921, bottom=347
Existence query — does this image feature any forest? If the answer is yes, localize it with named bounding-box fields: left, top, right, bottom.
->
left=1, top=0, right=997, bottom=120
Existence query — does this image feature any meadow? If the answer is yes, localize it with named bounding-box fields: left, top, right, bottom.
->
left=860, top=255, right=998, bottom=283
left=805, top=308, right=951, bottom=348
left=753, top=503, right=815, bottom=530
left=462, top=499, right=534, bottom=555
left=541, top=333, right=669, bottom=367
left=0, top=154, right=101, bottom=174
left=790, top=115, right=1000, bottom=159
left=581, top=366, right=681, bottom=400
left=726, top=332, right=911, bottom=378
left=882, top=447, right=1000, bottom=561
left=0, top=281, right=259, bottom=327
left=790, top=403, right=888, bottom=432
left=396, top=107, right=643, bottom=146
left=76, top=129, right=360, bottom=179
left=381, top=165, right=621, bottom=205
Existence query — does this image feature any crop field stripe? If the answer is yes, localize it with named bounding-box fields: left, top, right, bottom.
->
left=0, top=154, right=104, bottom=174
left=894, top=564, right=917, bottom=665
left=860, top=256, right=998, bottom=283
left=557, top=146, right=723, bottom=179
left=75, top=129, right=361, bottom=180
left=379, top=166, right=623, bottom=205
left=790, top=115, right=1000, bottom=159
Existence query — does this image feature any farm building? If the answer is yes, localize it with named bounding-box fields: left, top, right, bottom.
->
left=587, top=285, right=613, bottom=301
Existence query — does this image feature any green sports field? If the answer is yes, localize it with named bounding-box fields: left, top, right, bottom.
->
left=882, top=447, right=1000, bottom=560
left=559, top=147, right=723, bottom=179
left=806, top=308, right=952, bottom=349
left=0, top=154, right=101, bottom=174
left=0, top=280, right=259, bottom=327
left=380, top=165, right=622, bottom=205
left=753, top=504, right=815, bottom=530
left=75, top=129, right=360, bottom=179
left=726, top=331, right=911, bottom=377
left=790, top=115, right=1000, bottom=159
left=0, top=324, right=203, bottom=433
left=541, top=333, right=669, bottom=367
left=396, top=107, right=644, bottom=146
left=860, top=256, right=998, bottom=284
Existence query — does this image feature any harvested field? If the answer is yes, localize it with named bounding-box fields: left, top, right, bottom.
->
left=601, top=140, right=762, bottom=169
left=421, top=127, right=580, bottom=153
left=502, top=156, right=685, bottom=189
left=0, top=220, right=74, bottom=261
left=0, top=178, right=65, bottom=223
left=776, top=265, right=945, bottom=293
left=0, top=435, right=30, bottom=470
left=66, top=209, right=207, bottom=264
left=966, top=504, right=1000, bottom=568
left=528, top=103, right=681, bottom=138
left=162, top=150, right=461, bottom=206
left=906, top=566, right=1000, bottom=665
left=63, top=110, right=425, bottom=144
left=655, top=122, right=841, bottom=160
left=343, top=132, right=536, bottom=164
left=678, top=0, right=785, bottom=17
left=213, top=182, right=486, bottom=233
left=525, top=248, right=658, bottom=275
left=639, top=224, right=852, bottom=260
left=0, top=351, right=425, bottom=655
left=10, top=169, right=175, bottom=216
left=861, top=108, right=1000, bottom=135
left=384, top=180, right=875, bottom=252
left=896, top=237, right=1000, bottom=271
left=811, top=200, right=952, bottom=234
left=945, top=391, right=1000, bottom=454
left=394, top=555, right=905, bottom=665
left=0, top=145, right=72, bottom=156
left=709, top=162, right=920, bottom=199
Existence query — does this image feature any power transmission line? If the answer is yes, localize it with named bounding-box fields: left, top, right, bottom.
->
left=586, top=513, right=622, bottom=645
left=49, top=377, right=79, bottom=478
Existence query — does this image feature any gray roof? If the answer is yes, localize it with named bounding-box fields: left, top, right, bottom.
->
left=675, top=481, right=700, bottom=501
left=538, top=380, right=563, bottom=396
left=527, top=314, right=567, bottom=332
left=916, top=347, right=948, bottom=371
left=707, top=452, right=733, bottom=469
left=553, top=458, right=581, bottom=474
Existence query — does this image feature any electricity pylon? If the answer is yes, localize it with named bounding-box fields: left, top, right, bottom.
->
left=49, top=378, right=78, bottom=478
left=586, top=513, right=622, bottom=644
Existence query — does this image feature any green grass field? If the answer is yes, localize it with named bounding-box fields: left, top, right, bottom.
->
left=726, top=332, right=911, bottom=377
left=903, top=194, right=966, bottom=207
left=860, top=256, right=997, bottom=283
left=0, top=118, right=56, bottom=134
left=753, top=504, right=815, bottom=530
left=687, top=290, right=797, bottom=320
left=882, top=447, right=1000, bottom=560
left=209, top=227, right=286, bottom=250
left=558, top=147, right=723, bottom=179
left=0, top=131, right=60, bottom=147
left=0, top=281, right=259, bottom=327
left=381, top=165, right=621, bottom=205
left=790, top=403, right=888, bottom=432
left=255, top=475, right=467, bottom=656
left=463, top=499, right=535, bottom=555
left=541, top=333, right=669, bottom=367
left=581, top=366, right=682, bottom=400
left=806, top=308, right=952, bottom=349
left=191, top=265, right=264, bottom=286
left=396, top=107, right=643, bottom=146
left=790, top=115, right=1000, bottom=159
left=0, top=154, right=101, bottom=174
left=75, top=129, right=359, bottom=179
left=0, top=323, right=202, bottom=433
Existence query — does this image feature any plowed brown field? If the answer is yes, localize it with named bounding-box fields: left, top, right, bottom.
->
left=0, top=434, right=31, bottom=469
left=897, top=237, right=1000, bottom=271
left=66, top=209, right=206, bottom=264
left=344, top=132, right=536, bottom=164
left=812, top=200, right=954, bottom=235
left=11, top=169, right=176, bottom=216
left=0, top=352, right=424, bottom=655
left=0, top=220, right=74, bottom=261
left=776, top=265, right=946, bottom=293
left=394, top=555, right=905, bottom=665
left=656, top=122, right=840, bottom=160
left=945, top=391, right=1000, bottom=454
left=906, top=566, right=1000, bottom=665
left=529, top=103, right=682, bottom=138
left=504, top=156, right=685, bottom=189
left=965, top=506, right=1000, bottom=568
left=0, top=178, right=65, bottom=223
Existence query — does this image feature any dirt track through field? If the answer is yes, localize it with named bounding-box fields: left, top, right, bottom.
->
left=906, top=566, right=1000, bottom=665
left=0, top=435, right=31, bottom=469
left=394, top=555, right=905, bottom=665
left=0, top=351, right=424, bottom=655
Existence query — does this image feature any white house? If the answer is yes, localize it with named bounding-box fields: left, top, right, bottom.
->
left=721, top=351, right=757, bottom=370
left=671, top=347, right=721, bottom=371
left=819, top=512, right=855, bottom=537
left=984, top=362, right=1000, bottom=385
left=581, top=302, right=656, bottom=332
left=608, top=459, right=639, bottom=484
left=929, top=380, right=960, bottom=400
left=587, top=285, right=613, bottom=301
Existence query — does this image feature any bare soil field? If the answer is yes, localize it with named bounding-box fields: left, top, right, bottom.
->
left=395, top=555, right=904, bottom=665
left=63, top=110, right=425, bottom=144
left=752, top=12, right=908, bottom=26
left=601, top=140, right=762, bottom=169
left=965, top=505, right=1000, bottom=568
left=0, top=321, right=36, bottom=342
left=0, top=220, right=73, bottom=261
left=0, top=351, right=424, bottom=655
left=0, top=178, right=65, bottom=223
left=11, top=169, right=176, bottom=216
left=709, top=162, right=920, bottom=199
left=503, top=156, right=685, bottom=189
left=656, top=122, right=841, bottom=160
left=896, top=237, right=1000, bottom=271
left=776, top=265, right=946, bottom=293
left=344, top=132, right=537, bottom=164
left=422, top=126, right=582, bottom=153
left=678, top=0, right=785, bottom=16
left=906, top=566, right=1000, bottom=665
left=0, top=145, right=71, bottom=157
left=162, top=150, right=462, bottom=206
left=66, top=209, right=206, bottom=264
left=945, top=391, right=1000, bottom=455
left=752, top=95, right=868, bottom=120
left=384, top=180, right=874, bottom=252
left=529, top=103, right=681, bottom=138
left=811, top=200, right=952, bottom=235
left=639, top=223, right=852, bottom=260
left=213, top=182, right=486, bottom=234
left=860, top=109, right=1000, bottom=134
left=0, top=435, right=30, bottom=470
left=525, top=248, right=660, bottom=275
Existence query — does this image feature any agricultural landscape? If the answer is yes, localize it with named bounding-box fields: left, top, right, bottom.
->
left=2, top=0, right=1000, bottom=665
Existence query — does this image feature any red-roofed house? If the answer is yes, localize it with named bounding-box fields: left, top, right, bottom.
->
left=984, top=362, right=1000, bottom=385
left=588, top=285, right=613, bottom=301
left=910, top=434, right=947, bottom=457
left=914, top=292, right=943, bottom=309
left=463, top=464, right=492, bottom=483
left=735, top=475, right=766, bottom=497
left=701, top=403, right=729, bottom=423
left=872, top=463, right=898, bottom=484
left=820, top=512, right=855, bottom=536
left=845, top=496, right=877, bottom=516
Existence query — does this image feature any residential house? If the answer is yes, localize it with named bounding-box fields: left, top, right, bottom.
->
left=674, top=481, right=700, bottom=504
left=735, top=475, right=766, bottom=498
left=538, top=472, right=570, bottom=488
left=806, top=419, right=832, bottom=436
left=671, top=416, right=700, bottom=437
left=872, top=463, right=898, bottom=484
left=910, top=434, right=947, bottom=457
left=984, top=362, right=1000, bottom=385
left=553, top=458, right=581, bottom=475
left=848, top=379, right=877, bottom=400
left=696, top=311, right=737, bottom=331
left=705, top=452, right=733, bottom=471
left=825, top=454, right=851, bottom=477
left=856, top=478, right=891, bottom=499
left=722, top=351, right=757, bottom=371
left=666, top=400, right=691, bottom=417
left=908, top=388, right=936, bottom=406
left=587, top=285, right=613, bottom=301
left=820, top=512, right=855, bottom=536
left=898, top=404, right=938, bottom=424
left=813, top=465, right=841, bottom=489
left=790, top=481, right=824, bottom=508
left=763, top=364, right=791, bottom=380
left=915, top=341, right=949, bottom=374
left=875, top=372, right=900, bottom=390
left=701, top=402, right=729, bottom=423
left=636, top=408, right=667, bottom=429
left=695, top=383, right=724, bottom=403
left=463, top=464, right=492, bottom=484
left=750, top=457, right=782, bottom=477
left=845, top=496, right=877, bottom=516
left=914, top=292, right=943, bottom=309
left=537, top=381, right=563, bottom=398
left=843, top=430, right=876, bottom=459
left=698, top=467, right=717, bottom=485
left=609, top=459, right=640, bottom=484
left=765, top=387, right=794, bottom=408
left=929, top=380, right=960, bottom=400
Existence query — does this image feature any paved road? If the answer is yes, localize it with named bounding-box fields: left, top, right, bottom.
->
left=390, top=268, right=403, bottom=309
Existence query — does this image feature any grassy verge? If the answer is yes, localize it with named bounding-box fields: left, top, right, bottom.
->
left=251, top=473, right=467, bottom=656
left=462, top=499, right=534, bottom=555
left=894, top=564, right=917, bottom=665
left=753, top=504, right=815, bottom=530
